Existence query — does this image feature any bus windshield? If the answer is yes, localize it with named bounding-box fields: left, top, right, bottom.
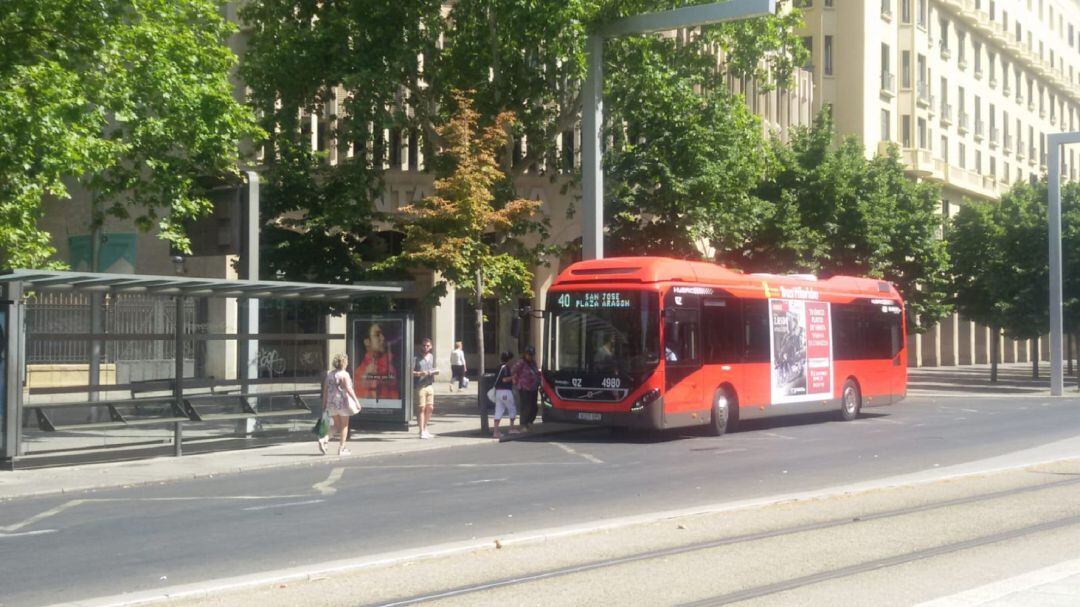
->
left=544, top=290, right=660, bottom=377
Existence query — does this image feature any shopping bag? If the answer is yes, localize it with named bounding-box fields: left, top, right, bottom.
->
left=486, top=386, right=497, bottom=403
left=311, top=410, right=331, bottom=438
left=461, top=376, right=470, bottom=388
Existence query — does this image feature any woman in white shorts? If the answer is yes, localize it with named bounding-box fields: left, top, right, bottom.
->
left=492, top=351, right=518, bottom=439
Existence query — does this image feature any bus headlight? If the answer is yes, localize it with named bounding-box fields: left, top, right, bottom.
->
left=630, top=388, right=661, bottom=413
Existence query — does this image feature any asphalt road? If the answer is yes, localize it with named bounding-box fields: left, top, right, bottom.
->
left=3, top=392, right=1080, bottom=607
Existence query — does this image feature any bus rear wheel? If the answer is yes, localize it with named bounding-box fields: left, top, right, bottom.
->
left=707, top=388, right=734, bottom=436
left=840, top=379, right=861, bottom=421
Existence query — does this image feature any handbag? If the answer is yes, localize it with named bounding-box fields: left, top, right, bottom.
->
left=486, top=386, right=497, bottom=403
left=461, top=376, right=469, bottom=388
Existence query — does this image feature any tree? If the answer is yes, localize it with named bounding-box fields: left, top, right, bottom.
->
left=734, top=111, right=952, bottom=334
left=604, top=36, right=770, bottom=258
left=947, top=199, right=1008, bottom=380
left=240, top=1, right=806, bottom=280
left=378, top=94, right=544, bottom=375
left=949, top=180, right=1059, bottom=381
left=0, top=0, right=260, bottom=269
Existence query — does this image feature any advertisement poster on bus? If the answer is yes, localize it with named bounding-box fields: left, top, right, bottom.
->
left=769, top=298, right=833, bottom=403
left=350, top=317, right=405, bottom=410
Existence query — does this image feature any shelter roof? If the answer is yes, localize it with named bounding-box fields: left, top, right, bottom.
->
left=0, top=269, right=406, bottom=301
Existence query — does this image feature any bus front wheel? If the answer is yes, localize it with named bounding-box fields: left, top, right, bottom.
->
left=840, top=379, right=861, bottom=421
left=707, top=388, right=735, bottom=436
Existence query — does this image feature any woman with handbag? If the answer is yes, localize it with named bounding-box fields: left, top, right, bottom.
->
left=491, top=351, right=519, bottom=439
left=320, top=353, right=362, bottom=455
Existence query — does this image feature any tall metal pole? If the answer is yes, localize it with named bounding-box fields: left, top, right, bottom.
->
left=581, top=34, right=604, bottom=261
left=1047, top=133, right=1080, bottom=396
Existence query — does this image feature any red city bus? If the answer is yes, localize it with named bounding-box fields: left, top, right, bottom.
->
left=540, top=257, right=907, bottom=434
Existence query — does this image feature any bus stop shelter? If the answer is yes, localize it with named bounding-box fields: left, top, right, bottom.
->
left=0, top=269, right=406, bottom=469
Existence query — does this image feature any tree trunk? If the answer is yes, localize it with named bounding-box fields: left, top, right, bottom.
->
left=1031, top=339, right=1039, bottom=379
left=475, top=268, right=485, bottom=377
left=990, top=326, right=999, bottom=383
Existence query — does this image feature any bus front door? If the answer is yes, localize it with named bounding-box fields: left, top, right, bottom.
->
left=663, top=309, right=703, bottom=427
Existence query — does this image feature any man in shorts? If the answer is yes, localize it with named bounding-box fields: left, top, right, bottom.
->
left=413, top=337, right=439, bottom=439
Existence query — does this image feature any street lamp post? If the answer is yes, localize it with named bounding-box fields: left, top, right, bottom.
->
left=1047, top=132, right=1080, bottom=396
left=581, top=0, right=777, bottom=260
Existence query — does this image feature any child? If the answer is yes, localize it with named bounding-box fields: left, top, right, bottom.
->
left=492, top=351, right=518, bottom=439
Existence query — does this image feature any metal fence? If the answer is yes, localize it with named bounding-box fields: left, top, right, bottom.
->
left=25, top=293, right=201, bottom=370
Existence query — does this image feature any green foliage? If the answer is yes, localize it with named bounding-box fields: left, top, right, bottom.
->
left=734, top=110, right=952, bottom=333
left=240, top=1, right=806, bottom=282
left=604, top=36, right=768, bottom=258
left=378, top=93, right=545, bottom=304
left=949, top=180, right=1056, bottom=341
left=0, top=0, right=261, bottom=269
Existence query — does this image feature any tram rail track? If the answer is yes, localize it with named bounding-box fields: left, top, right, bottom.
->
left=369, top=473, right=1080, bottom=607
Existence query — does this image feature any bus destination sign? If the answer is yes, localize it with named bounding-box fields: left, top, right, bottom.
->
left=555, top=291, right=633, bottom=309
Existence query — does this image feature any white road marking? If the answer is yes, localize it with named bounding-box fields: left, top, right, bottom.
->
left=0, top=499, right=88, bottom=532
left=242, top=499, right=325, bottom=512
left=761, top=432, right=797, bottom=439
left=457, top=478, right=508, bottom=486
left=961, top=408, right=979, bottom=413
left=0, top=494, right=312, bottom=533
left=551, top=442, right=604, bottom=464
left=313, top=467, right=345, bottom=495
left=916, top=557, right=1080, bottom=606
left=0, top=529, right=58, bottom=539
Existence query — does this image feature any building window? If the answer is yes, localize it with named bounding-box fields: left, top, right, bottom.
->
left=917, top=0, right=927, bottom=27
left=881, top=0, right=891, bottom=18
left=882, top=109, right=891, bottom=141
left=824, top=36, right=834, bottom=75
left=802, top=36, right=813, bottom=70
left=902, top=114, right=912, bottom=147
left=973, top=40, right=981, bottom=74
left=901, top=0, right=911, bottom=23
left=901, top=51, right=911, bottom=88
left=880, top=43, right=893, bottom=92
left=941, top=135, right=948, bottom=163
left=958, top=142, right=966, bottom=168
left=918, top=117, right=927, bottom=149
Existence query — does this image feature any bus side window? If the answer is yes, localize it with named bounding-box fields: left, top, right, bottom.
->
left=832, top=304, right=863, bottom=360
left=742, top=300, right=770, bottom=363
left=703, top=299, right=739, bottom=363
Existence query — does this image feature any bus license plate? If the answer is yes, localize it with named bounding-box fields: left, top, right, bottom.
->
left=577, top=412, right=602, bottom=422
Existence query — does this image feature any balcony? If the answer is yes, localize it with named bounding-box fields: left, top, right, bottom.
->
left=940, top=103, right=953, bottom=125
left=1004, top=134, right=1013, bottom=153
left=1017, top=140, right=1025, bottom=160
left=880, top=72, right=896, bottom=98
left=916, top=82, right=931, bottom=107
left=989, top=75, right=997, bottom=89
left=1029, top=147, right=1037, bottom=166
left=940, top=45, right=952, bottom=61
left=958, top=111, right=969, bottom=133
left=974, top=120, right=985, bottom=141
left=880, top=2, right=892, bottom=21
left=989, top=127, right=999, bottom=148
left=901, top=147, right=945, bottom=180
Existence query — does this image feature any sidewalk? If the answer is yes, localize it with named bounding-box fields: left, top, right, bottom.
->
left=0, top=380, right=575, bottom=502
left=908, top=361, right=1080, bottom=397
